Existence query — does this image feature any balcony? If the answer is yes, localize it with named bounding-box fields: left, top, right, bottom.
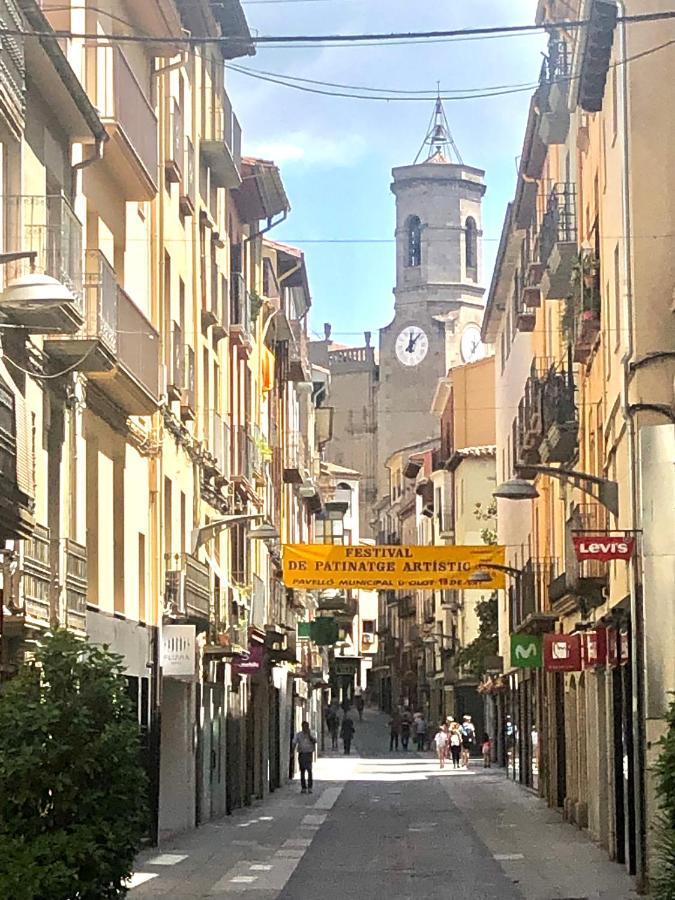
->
left=168, top=322, right=184, bottom=401
left=563, top=251, right=601, bottom=365
left=64, top=538, right=87, bottom=634
left=399, top=595, right=416, bottom=618
left=515, top=358, right=550, bottom=467
left=200, top=93, right=241, bottom=189
left=232, top=424, right=259, bottom=494
left=538, top=360, right=578, bottom=465
left=45, top=250, right=160, bottom=415
left=289, top=319, right=310, bottom=382
left=165, top=97, right=183, bottom=185
left=283, top=432, right=308, bottom=484
left=164, top=552, right=211, bottom=626
left=180, top=346, right=195, bottom=421
left=202, top=257, right=229, bottom=339
left=179, top=138, right=196, bottom=217
left=2, top=524, right=51, bottom=637
left=230, top=273, right=253, bottom=351
left=549, top=503, right=609, bottom=616
left=539, top=183, right=578, bottom=300
left=0, top=380, right=35, bottom=543
left=510, top=558, right=558, bottom=634
left=1, top=195, right=83, bottom=334
left=85, top=45, right=158, bottom=199
left=538, top=38, right=572, bottom=145
left=212, top=412, right=230, bottom=480
left=515, top=252, right=546, bottom=333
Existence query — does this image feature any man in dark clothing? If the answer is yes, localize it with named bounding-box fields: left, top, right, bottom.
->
left=293, top=721, right=317, bottom=793
left=389, top=712, right=401, bottom=751
left=340, top=716, right=355, bottom=754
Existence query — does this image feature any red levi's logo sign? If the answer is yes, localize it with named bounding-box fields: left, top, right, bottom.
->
left=544, top=633, right=582, bottom=672
left=572, top=535, right=635, bottom=562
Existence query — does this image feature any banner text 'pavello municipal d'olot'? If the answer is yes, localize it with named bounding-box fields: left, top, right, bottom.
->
left=282, top=544, right=506, bottom=591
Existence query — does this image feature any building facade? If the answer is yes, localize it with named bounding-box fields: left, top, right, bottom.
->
left=0, top=0, right=333, bottom=842
left=481, top=0, right=675, bottom=887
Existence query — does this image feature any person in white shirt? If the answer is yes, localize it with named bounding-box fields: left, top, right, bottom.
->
left=293, top=721, right=317, bottom=793
left=434, top=723, right=449, bottom=769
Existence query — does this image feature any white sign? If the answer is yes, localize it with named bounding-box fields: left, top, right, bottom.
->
left=161, top=625, right=196, bottom=678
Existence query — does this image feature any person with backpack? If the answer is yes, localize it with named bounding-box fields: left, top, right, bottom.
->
left=460, top=715, right=476, bottom=767
left=449, top=722, right=462, bottom=768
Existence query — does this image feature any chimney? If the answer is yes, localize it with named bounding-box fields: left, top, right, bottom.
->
left=324, top=322, right=332, bottom=341
left=364, top=330, right=372, bottom=348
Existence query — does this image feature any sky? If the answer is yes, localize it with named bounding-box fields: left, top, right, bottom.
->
left=228, top=0, right=544, bottom=344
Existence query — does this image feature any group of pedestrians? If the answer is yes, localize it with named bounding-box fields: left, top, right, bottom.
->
left=325, top=698, right=358, bottom=755
left=388, top=709, right=428, bottom=750
left=433, top=716, right=491, bottom=769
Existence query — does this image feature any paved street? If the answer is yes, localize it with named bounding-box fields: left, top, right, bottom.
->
left=130, top=708, right=640, bottom=899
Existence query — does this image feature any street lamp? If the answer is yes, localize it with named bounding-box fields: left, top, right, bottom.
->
left=248, top=523, right=280, bottom=541
left=494, top=463, right=619, bottom=517
left=468, top=563, right=521, bottom=585
left=191, top=513, right=265, bottom=554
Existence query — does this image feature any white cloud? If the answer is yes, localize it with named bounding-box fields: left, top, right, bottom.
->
left=247, top=131, right=368, bottom=169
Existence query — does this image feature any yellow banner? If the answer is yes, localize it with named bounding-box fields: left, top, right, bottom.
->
left=282, top=544, right=506, bottom=591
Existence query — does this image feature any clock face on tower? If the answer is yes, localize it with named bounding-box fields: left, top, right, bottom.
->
left=395, top=326, right=429, bottom=367
left=460, top=324, right=486, bottom=363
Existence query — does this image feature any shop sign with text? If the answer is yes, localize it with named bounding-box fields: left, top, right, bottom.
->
left=233, top=642, right=264, bottom=676
left=283, top=544, right=506, bottom=591
left=161, top=624, right=196, bottom=679
left=510, top=634, right=543, bottom=669
left=572, top=535, right=635, bottom=562
left=544, top=633, right=582, bottom=672
left=581, top=629, right=607, bottom=668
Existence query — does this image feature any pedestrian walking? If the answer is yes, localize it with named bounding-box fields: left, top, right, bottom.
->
left=460, top=715, right=476, bottom=768
left=326, top=705, right=339, bottom=750
left=293, top=721, right=317, bottom=793
left=389, top=712, right=401, bottom=751
left=414, top=713, right=427, bottom=751
left=341, top=715, right=355, bottom=754
left=481, top=732, right=492, bottom=768
left=434, top=723, right=449, bottom=769
left=449, top=723, right=462, bottom=768
left=401, top=710, right=412, bottom=750
left=355, top=694, right=365, bottom=721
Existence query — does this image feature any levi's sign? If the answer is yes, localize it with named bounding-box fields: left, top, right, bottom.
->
left=282, top=544, right=506, bottom=591
left=572, top=535, right=635, bottom=562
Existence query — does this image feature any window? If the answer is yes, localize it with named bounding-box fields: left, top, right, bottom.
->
left=465, top=216, right=478, bottom=275
left=406, top=215, right=421, bottom=267
left=313, top=512, right=345, bottom=544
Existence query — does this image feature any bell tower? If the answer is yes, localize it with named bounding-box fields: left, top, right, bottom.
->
left=376, top=98, right=488, bottom=495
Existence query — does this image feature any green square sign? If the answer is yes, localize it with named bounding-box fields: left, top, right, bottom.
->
left=510, top=634, right=543, bottom=668
left=297, top=622, right=311, bottom=641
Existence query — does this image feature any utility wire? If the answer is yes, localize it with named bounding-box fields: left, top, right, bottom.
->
left=2, top=11, right=674, bottom=47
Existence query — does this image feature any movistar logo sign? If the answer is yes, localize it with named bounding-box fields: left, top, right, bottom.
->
left=510, top=634, right=543, bottom=668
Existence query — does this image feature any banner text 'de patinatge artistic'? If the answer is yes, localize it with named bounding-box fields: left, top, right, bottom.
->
left=282, top=544, right=506, bottom=591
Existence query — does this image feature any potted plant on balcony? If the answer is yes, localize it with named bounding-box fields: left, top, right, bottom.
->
left=564, top=253, right=601, bottom=364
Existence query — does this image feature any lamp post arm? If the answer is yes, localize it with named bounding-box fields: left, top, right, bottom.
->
left=191, top=514, right=264, bottom=555
left=516, top=464, right=619, bottom=518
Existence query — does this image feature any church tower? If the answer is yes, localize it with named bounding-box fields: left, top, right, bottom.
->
left=377, top=99, right=487, bottom=495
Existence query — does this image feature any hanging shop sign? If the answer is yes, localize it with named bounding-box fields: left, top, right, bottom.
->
left=619, top=628, right=630, bottom=666
left=581, top=629, right=607, bottom=668
left=309, top=617, right=340, bottom=646
left=572, top=535, right=635, bottom=562
left=161, top=624, right=196, bottom=679
left=605, top=625, right=631, bottom=667
left=297, top=622, right=312, bottom=641
left=282, top=543, right=506, bottom=591
left=510, top=634, right=543, bottom=669
left=544, top=633, right=582, bottom=672
left=232, top=642, right=264, bottom=676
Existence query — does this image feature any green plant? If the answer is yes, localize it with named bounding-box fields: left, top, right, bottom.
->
left=250, top=291, right=264, bottom=322
left=653, top=696, right=675, bottom=899
left=0, top=630, right=148, bottom=899
left=564, top=252, right=601, bottom=344
left=473, top=500, right=497, bottom=546
left=456, top=594, right=499, bottom=676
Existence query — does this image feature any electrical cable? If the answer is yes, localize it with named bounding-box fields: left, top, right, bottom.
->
left=1, top=11, right=674, bottom=47
left=2, top=345, right=98, bottom=380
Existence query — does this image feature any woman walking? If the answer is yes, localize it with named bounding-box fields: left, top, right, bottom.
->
left=449, top=722, right=462, bottom=769
left=434, top=723, right=449, bottom=769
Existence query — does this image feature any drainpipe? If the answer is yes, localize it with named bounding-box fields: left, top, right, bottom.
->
left=617, top=3, right=647, bottom=889
left=71, top=135, right=106, bottom=174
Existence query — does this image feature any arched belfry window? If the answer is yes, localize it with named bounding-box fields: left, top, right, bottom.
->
left=406, top=215, right=422, bottom=268
left=465, top=216, right=478, bottom=277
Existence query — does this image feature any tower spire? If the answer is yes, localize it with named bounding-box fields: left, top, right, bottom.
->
left=414, top=91, right=463, bottom=165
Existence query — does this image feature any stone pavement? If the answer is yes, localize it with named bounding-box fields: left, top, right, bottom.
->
left=129, top=707, right=641, bottom=899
